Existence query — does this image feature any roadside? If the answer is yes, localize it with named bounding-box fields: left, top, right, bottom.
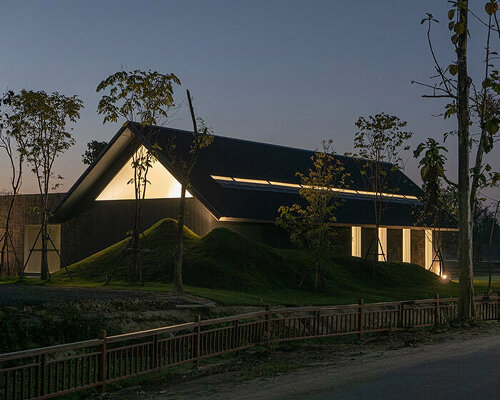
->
left=112, top=321, right=500, bottom=400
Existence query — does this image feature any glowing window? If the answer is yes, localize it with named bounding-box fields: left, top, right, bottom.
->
left=97, top=146, right=192, bottom=201
left=351, top=226, right=361, bottom=257
left=402, top=228, right=411, bottom=263
left=378, top=227, right=387, bottom=261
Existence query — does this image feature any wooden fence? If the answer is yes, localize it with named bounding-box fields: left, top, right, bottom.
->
left=1, top=295, right=499, bottom=400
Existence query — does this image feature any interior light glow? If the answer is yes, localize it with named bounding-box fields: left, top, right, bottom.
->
left=211, top=175, right=418, bottom=200
left=233, top=177, right=270, bottom=185
left=269, top=181, right=301, bottom=188
left=211, top=175, right=234, bottom=181
left=442, top=274, right=447, bottom=280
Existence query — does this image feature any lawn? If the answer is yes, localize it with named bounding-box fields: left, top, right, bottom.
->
left=5, top=218, right=499, bottom=306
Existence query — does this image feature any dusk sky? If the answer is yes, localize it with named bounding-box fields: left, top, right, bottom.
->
left=1, top=0, right=498, bottom=203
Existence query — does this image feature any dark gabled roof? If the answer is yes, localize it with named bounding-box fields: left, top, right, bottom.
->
left=53, top=122, right=457, bottom=229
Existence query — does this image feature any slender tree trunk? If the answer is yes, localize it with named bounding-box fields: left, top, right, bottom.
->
left=40, top=209, right=50, bottom=281
left=456, top=1, right=475, bottom=321
left=173, top=183, right=187, bottom=293
left=0, top=195, right=16, bottom=276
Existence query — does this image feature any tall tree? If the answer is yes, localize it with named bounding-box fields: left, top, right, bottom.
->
left=277, top=140, right=349, bottom=291
left=0, top=90, right=25, bottom=276
left=413, top=138, right=452, bottom=275
left=414, top=2, right=500, bottom=319
left=82, top=140, right=107, bottom=165
left=97, top=69, right=181, bottom=282
left=351, top=113, right=413, bottom=263
left=169, top=90, right=213, bottom=293
left=9, top=90, right=83, bottom=280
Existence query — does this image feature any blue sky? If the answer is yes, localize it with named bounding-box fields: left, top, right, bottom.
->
left=0, top=0, right=498, bottom=203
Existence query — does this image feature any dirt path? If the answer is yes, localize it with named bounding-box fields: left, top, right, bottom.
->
left=114, top=322, right=500, bottom=400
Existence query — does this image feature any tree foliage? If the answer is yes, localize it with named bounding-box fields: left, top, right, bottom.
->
left=8, top=90, right=83, bottom=280
left=82, top=140, right=107, bottom=165
left=351, top=113, right=413, bottom=261
left=97, top=69, right=181, bottom=283
left=277, top=140, right=349, bottom=291
left=414, top=0, right=500, bottom=320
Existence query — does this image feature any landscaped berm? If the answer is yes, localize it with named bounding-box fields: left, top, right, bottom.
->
left=50, top=218, right=462, bottom=305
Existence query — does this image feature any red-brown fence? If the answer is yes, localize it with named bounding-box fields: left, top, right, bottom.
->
left=1, top=295, right=499, bottom=400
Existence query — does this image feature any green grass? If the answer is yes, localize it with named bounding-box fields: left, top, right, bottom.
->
left=9, top=218, right=499, bottom=305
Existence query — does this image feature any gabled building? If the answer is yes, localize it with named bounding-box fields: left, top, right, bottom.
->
left=1, top=122, right=457, bottom=276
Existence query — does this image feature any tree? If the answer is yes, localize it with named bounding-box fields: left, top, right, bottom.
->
left=413, top=138, right=452, bottom=276
left=97, top=69, right=181, bottom=282
left=277, top=140, right=349, bottom=291
left=82, top=140, right=107, bottom=165
left=9, top=90, right=83, bottom=280
left=0, top=90, right=25, bottom=277
left=414, top=2, right=500, bottom=320
left=351, top=113, right=413, bottom=263
left=169, top=90, right=213, bottom=293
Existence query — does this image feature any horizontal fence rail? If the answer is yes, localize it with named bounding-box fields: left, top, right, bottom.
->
left=1, top=295, right=499, bottom=400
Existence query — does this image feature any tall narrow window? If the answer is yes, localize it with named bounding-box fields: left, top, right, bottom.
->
left=424, top=229, right=433, bottom=271
left=402, top=228, right=411, bottom=263
left=378, top=227, right=387, bottom=262
left=23, top=225, right=61, bottom=274
left=351, top=226, right=361, bottom=257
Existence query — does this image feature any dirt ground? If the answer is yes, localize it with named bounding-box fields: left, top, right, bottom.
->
left=110, top=321, right=500, bottom=400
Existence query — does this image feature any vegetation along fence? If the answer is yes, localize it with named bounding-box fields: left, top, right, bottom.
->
left=1, top=295, right=499, bottom=400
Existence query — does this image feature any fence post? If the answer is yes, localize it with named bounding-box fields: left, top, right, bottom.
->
left=435, top=294, right=440, bottom=326
left=314, top=310, right=320, bottom=336
left=266, top=305, right=272, bottom=339
left=398, top=302, right=404, bottom=329
left=233, top=319, right=239, bottom=348
left=99, top=330, right=107, bottom=394
left=152, top=334, right=158, bottom=370
left=39, top=354, right=46, bottom=397
left=358, top=299, right=364, bottom=340
left=193, top=315, right=201, bottom=369
left=497, top=293, right=500, bottom=321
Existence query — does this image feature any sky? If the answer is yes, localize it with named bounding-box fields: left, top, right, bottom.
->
left=0, top=0, right=499, bottom=206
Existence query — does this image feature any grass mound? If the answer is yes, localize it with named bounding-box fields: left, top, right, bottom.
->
left=52, top=218, right=456, bottom=304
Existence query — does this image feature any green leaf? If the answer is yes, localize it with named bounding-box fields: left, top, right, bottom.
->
left=449, top=64, right=458, bottom=76
left=448, top=9, right=455, bottom=20
left=485, top=2, right=498, bottom=15
left=454, top=22, right=464, bottom=35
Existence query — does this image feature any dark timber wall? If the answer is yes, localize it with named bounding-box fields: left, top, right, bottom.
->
left=387, top=228, right=403, bottom=262
left=1, top=193, right=450, bottom=274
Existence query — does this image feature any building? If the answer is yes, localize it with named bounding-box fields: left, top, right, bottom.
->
left=0, top=122, right=457, bottom=276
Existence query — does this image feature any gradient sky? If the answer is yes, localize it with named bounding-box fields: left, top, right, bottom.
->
left=0, top=0, right=498, bottom=204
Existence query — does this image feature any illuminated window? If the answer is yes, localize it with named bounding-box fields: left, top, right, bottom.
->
left=233, top=177, right=270, bottom=185
left=424, top=229, right=434, bottom=272
left=402, top=228, right=411, bottom=263
left=351, top=226, right=361, bottom=257
left=210, top=175, right=418, bottom=200
left=97, top=146, right=192, bottom=201
left=23, top=225, right=61, bottom=274
left=378, top=227, right=387, bottom=261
